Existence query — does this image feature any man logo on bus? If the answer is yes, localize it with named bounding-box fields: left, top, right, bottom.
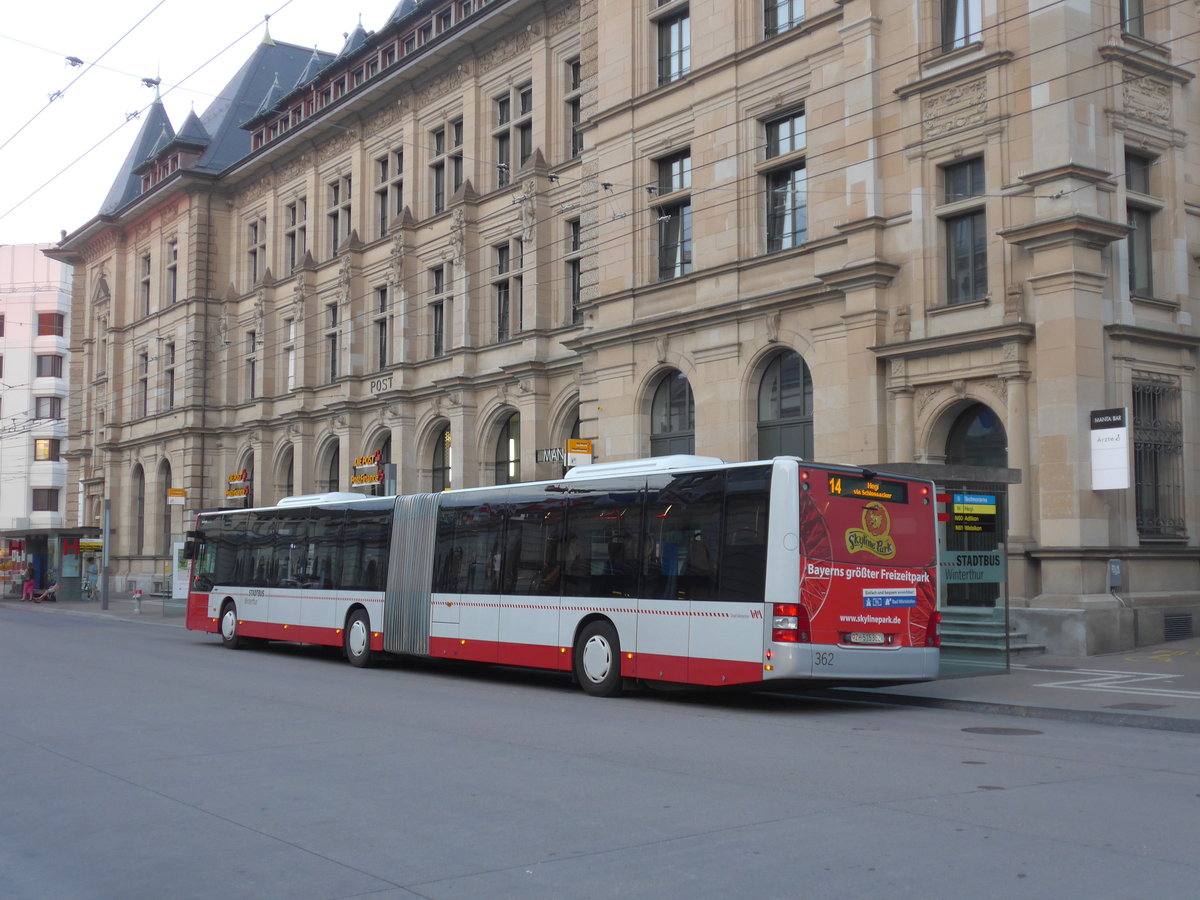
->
left=845, top=502, right=897, bottom=560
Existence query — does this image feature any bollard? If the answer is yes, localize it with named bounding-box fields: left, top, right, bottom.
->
left=133, top=588, right=143, bottom=615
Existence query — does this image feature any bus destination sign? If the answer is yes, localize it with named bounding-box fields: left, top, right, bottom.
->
left=827, top=474, right=908, bottom=504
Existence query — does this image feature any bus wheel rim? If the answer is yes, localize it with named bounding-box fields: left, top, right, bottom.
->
left=581, top=635, right=612, bottom=683
left=221, top=610, right=236, bottom=640
left=349, top=620, right=368, bottom=657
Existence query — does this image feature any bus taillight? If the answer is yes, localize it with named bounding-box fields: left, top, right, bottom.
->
left=926, top=611, right=942, bottom=647
left=772, top=603, right=811, bottom=643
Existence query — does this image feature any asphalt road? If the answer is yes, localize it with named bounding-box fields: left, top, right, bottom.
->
left=2, top=604, right=1197, bottom=899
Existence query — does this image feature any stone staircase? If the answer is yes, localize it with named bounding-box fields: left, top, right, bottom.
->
left=940, top=607, right=1045, bottom=663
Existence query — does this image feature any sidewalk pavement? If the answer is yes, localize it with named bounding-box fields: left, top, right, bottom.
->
left=7, top=593, right=1200, bottom=732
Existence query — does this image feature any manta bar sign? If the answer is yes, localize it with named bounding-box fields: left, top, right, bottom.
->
left=351, top=450, right=384, bottom=486
left=1090, top=407, right=1130, bottom=491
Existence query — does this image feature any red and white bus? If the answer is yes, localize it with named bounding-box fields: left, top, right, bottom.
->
left=185, top=456, right=940, bottom=695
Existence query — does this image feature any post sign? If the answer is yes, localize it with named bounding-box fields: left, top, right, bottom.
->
left=225, top=470, right=250, bottom=499
left=351, top=450, right=385, bottom=486
left=1090, top=407, right=1130, bottom=490
left=167, top=488, right=186, bottom=506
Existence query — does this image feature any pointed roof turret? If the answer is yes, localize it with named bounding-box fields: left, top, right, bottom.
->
left=146, top=121, right=175, bottom=161
left=337, top=20, right=369, bottom=59
left=99, top=99, right=174, bottom=214
left=294, top=46, right=328, bottom=89
left=255, top=73, right=284, bottom=118
left=173, top=108, right=210, bottom=149
left=390, top=0, right=419, bottom=23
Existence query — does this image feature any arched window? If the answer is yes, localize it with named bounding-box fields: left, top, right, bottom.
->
left=369, top=435, right=392, bottom=495
left=321, top=446, right=340, bottom=492
left=946, top=403, right=1007, bottom=467
left=277, top=447, right=295, bottom=499
left=432, top=425, right=452, bottom=491
left=159, top=460, right=172, bottom=556
left=757, top=350, right=813, bottom=459
left=494, top=413, right=520, bottom=483
left=650, top=371, right=695, bottom=456
left=132, top=465, right=145, bottom=555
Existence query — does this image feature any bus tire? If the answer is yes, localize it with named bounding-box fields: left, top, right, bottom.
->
left=344, top=608, right=374, bottom=668
left=574, top=620, right=623, bottom=697
left=220, top=601, right=245, bottom=650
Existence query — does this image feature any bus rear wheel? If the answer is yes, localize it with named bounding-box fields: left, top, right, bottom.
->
left=344, top=609, right=374, bottom=668
left=220, top=602, right=244, bottom=650
left=574, top=620, right=623, bottom=697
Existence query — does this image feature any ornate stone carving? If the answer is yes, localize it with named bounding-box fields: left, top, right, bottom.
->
left=318, top=133, right=356, bottom=163
left=365, top=103, right=407, bottom=137
left=1123, top=74, right=1171, bottom=126
left=519, top=180, right=537, bottom=243
left=656, top=336, right=668, bottom=363
left=275, top=153, right=313, bottom=186
left=449, top=208, right=467, bottom=267
left=765, top=311, right=781, bottom=343
left=388, top=234, right=405, bottom=286
left=893, top=305, right=911, bottom=339
left=922, top=77, right=987, bottom=137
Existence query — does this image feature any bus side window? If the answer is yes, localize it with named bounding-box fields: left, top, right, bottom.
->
left=644, top=471, right=723, bottom=601
left=719, top=465, right=771, bottom=603
left=563, top=478, right=643, bottom=599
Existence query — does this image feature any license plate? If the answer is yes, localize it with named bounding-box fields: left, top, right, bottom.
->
left=848, top=632, right=886, bottom=644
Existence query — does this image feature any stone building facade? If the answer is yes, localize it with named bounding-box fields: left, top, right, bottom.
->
left=49, top=0, right=1200, bottom=654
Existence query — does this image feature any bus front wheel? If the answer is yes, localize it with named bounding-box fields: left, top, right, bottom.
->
left=574, top=620, right=623, bottom=697
left=220, top=602, right=244, bottom=650
left=344, top=609, right=374, bottom=668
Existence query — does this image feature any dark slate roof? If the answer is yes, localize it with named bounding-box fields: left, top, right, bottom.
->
left=389, top=1, right=419, bottom=23
left=337, top=23, right=369, bottom=59
left=99, top=99, right=174, bottom=215
left=195, top=38, right=324, bottom=173
left=255, top=73, right=285, bottom=118
left=293, top=47, right=328, bottom=89
left=172, top=109, right=210, bottom=149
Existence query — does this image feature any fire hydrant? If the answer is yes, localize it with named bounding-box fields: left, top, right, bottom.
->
left=133, top=588, right=143, bottom=615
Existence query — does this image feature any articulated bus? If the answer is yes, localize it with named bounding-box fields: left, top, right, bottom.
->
left=185, top=456, right=940, bottom=695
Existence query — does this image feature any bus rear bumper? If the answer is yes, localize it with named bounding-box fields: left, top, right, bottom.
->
left=765, top=645, right=939, bottom=685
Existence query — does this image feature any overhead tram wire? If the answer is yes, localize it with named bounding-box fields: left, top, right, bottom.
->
left=0, top=0, right=172, bottom=156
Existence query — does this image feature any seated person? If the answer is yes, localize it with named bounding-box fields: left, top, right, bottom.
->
left=35, top=575, right=59, bottom=603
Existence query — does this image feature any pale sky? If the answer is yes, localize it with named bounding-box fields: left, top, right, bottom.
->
left=0, top=0, right=399, bottom=246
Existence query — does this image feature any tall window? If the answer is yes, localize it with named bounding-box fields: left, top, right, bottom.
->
left=285, top=197, right=307, bottom=270
left=374, top=285, right=390, bottom=371
left=765, top=0, right=804, bottom=38
left=325, top=303, right=339, bottom=382
left=650, top=370, right=695, bottom=456
left=494, top=412, right=521, bottom=483
left=565, top=58, right=583, bottom=158
left=657, top=5, right=691, bottom=86
left=431, top=120, right=463, bottom=214
left=1125, top=151, right=1156, bottom=297
left=163, top=342, right=176, bottom=409
left=160, top=460, right=173, bottom=555
left=375, top=148, right=404, bottom=237
left=757, top=351, right=813, bottom=459
left=133, top=465, right=146, bottom=554
left=430, top=265, right=449, bottom=357
left=492, top=241, right=523, bottom=340
left=432, top=425, right=453, bottom=491
left=37, top=313, right=64, bottom=336
left=1120, top=0, right=1145, bottom=37
left=1133, top=374, right=1184, bottom=538
left=139, top=253, right=152, bottom=316
left=246, top=330, right=258, bottom=400
left=327, top=176, right=352, bottom=256
left=166, top=239, right=178, bottom=304
left=942, top=157, right=987, bottom=304
left=941, top=0, right=982, bottom=52
left=494, top=86, right=533, bottom=187
left=655, top=150, right=692, bottom=280
left=567, top=218, right=583, bottom=324
left=283, top=318, right=297, bottom=391
left=137, top=351, right=150, bottom=418
left=765, top=109, right=807, bottom=252
left=247, top=216, right=267, bottom=286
